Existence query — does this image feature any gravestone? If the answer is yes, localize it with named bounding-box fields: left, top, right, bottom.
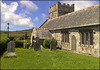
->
left=34, top=37, right=41, bottom=51
left=50, top=38, right=56, bottom=51
left=6, top=41, right=16, bottom=56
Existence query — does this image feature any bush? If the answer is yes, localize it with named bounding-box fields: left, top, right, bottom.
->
left=43, top=39, right=51, bottom=48
left=15, top=40, right=24, bottom=48
left=9, top=36, right=14, bottom=41
left=43, top=39, right=57, bottom=49
left=0, top=36, right=10, bottom=56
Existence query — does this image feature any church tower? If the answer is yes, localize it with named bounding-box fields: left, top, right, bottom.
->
left=49, top=1, right=74, bottom=19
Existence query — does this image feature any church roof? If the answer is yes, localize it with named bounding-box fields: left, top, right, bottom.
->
left=40, top=4, right=100, bottom=30
left=37, top=28, right=52, bottom=39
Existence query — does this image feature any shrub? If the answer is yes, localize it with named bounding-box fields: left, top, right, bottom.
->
left=9, top=36, right=14, bottom=41
left=15, top=40, right=24, bottom=48
left=43, top=39, right=51, bottom=48
left=43, top=39, right=57, bottom=49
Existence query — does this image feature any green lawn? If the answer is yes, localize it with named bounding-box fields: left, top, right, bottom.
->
left=1, top=48, right=99, bottom=69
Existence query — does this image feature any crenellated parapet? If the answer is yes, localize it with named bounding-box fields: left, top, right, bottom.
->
left=49, top=1, right=74, bottom=19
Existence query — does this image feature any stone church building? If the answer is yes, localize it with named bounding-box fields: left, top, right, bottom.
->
left=31, top=1, right=100, bottom=57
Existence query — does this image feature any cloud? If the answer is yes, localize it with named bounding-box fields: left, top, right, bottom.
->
left=9, top=25, right=14, bottom=29
left=42, top=13, right=46, bottom=18
left=41, top=13, right=47, bottom=21
left=1, top=2, right=18, bottom=13
left=33, top=17, right=39, bottom=21
left=1, top=2, right=34, bottom=28
left=1, top=23, right=7, bottom=27
left=1, top=23, right=14, bottom=29
left=61, top=1, right=97, bottom=11
left=20, top=1, right=39, bottom=12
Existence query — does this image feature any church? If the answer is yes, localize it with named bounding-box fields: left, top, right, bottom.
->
left=31, top=1, right=100, bottom=57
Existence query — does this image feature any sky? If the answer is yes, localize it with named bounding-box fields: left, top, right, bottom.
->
left=1, top=0, right=99, bottom=31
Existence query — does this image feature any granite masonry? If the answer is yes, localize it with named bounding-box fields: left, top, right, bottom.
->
left=31, top=1, right=100, bottom=57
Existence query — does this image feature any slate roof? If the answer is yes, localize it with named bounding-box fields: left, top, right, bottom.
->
left=40, top=4, right=100, bottom=30
left=37, top=28, right=52, bottom=39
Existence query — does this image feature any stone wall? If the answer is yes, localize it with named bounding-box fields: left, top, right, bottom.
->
left=51, top=26, right=100, bottom=57
left=51, top=31, right=62, bottom=48
left=77, top=26, right=100, bottom=57
left=30, top=28, right=37, bottom=44
left=69, top=29, right=80, bottom=52
left=93, top=26, right=100, bottom=57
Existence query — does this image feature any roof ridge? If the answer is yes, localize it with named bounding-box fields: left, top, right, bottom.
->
left=39, top=19, right=48, bottom=28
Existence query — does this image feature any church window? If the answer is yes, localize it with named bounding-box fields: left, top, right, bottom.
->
left=81, top=32, right=84, bottom=44
left=62, top=32, right=64, bottom=42
left=90, top=32, right=93, bottom=45
left=80, top=30, right=93, bottom=46
left=86, top=32, right=88, bottom=44
left=62, top=31, right=69, bottom=43
left=65, top=32, right=69, bottom=43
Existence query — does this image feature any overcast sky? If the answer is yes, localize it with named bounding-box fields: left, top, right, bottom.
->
left=1, top=0, right=99, bottom=31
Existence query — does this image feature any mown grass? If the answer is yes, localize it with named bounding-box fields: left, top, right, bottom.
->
left=1, top=48, right=99, bottom=69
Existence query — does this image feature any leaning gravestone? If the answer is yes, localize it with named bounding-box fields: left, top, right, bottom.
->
left=34, top=37, right=41, bottom=51
left=6, top=41, right=16, bottom=56
left=50, top=38, right=56, bottom=51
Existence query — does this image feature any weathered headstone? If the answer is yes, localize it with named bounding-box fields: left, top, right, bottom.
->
left=34, top=37, right=41, bottom=51
left=6, top=41, right=16, bottom=56
left=50, top=38, right=56, bottom=50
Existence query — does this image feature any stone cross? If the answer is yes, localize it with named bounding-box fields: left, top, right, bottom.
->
left=50, top=38, right=56, bottom=50
left=7, top=23, right=9, bottom=38
left=7, top=41, right=16, bottom=56
left=34, top=37, right=41, bottom=51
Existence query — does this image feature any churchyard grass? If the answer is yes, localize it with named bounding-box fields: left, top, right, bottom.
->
left=1, top=48, right=99, bottom=69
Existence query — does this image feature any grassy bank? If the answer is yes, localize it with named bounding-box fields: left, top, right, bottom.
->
left=1, top=48, right=99, bottom=69
left=1, top=29, right=32, bottom=39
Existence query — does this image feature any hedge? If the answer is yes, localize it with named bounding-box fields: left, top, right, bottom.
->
left=0, top=36, right=10, bottom=57
left=19, top=36, right=24, bottom=40
left=9, top=36, right=14, bottom=41
left=15, top=40, right=24, bottom=48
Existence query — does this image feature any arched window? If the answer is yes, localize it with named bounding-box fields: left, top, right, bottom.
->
left=80, top=29, right=93, bottom=46
left=62, top=31, right=69, bottom=43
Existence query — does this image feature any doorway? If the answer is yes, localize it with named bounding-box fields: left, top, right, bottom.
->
left=71, top=35, right=76, bottom=51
